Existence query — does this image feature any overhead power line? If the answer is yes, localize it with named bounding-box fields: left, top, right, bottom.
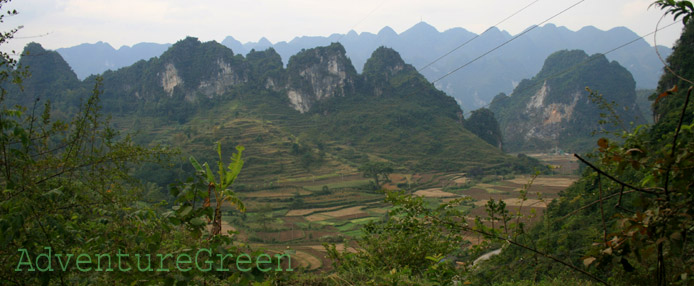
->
left=418, top=0, right=542, bottom=72
left=14, top=32, right=53, bottom=39
left=462, top=20, right=680, bottom=116
left=432, top=0, right=587, bottom=85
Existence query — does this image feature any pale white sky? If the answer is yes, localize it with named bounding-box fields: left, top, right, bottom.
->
left=0, top=0, right=685, bottom=54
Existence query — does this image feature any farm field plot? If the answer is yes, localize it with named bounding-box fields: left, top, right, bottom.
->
left=219, top=168, right=578, bottom=271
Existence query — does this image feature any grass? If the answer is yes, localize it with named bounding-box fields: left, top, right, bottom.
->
left=343, top=229, right=364, bottom=238
left=336, top=223, right=358, bottom=232
left=350, top=217, right=380, bottom=224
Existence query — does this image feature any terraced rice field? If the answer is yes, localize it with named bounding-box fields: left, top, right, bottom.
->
left=219, top=165, right=578, bottom=271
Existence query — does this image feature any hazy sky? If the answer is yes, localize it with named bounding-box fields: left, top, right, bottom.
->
left=1, top=0, right=685, bottom=54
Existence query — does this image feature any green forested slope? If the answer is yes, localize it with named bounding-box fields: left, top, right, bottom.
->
left=13, top=40, right=538, bottom=185
left=475, top=18, right=694, bottom=286
left=490, top=50, right=645, bottom=152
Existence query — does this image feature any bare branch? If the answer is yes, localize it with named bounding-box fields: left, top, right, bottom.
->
left=598, top=175, right=608, bottom=244
left=439, top=218, right=611, bottom=286
left=574, top=154, right=658, bottom=195
left=664, top=86, right=693, bottom=199
left=558, top=190, right=636, bottom=221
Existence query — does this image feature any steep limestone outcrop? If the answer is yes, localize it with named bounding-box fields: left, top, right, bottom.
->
left=490, top=50, right=645, bottom=152
left=98, top=37, right=249, bottom=104
left=284, top=43, right=358, bottom=112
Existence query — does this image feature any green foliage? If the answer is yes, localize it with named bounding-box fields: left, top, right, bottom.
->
left=188, top=141, right=245, bottom=235
left=0, top=73, right=179, bottom=284
left=12, top=43, right=80, bottom=104
left=358, top=161, right=394, bottom=189
left=635, top=89, right=655, bottom=124
left=477, top=5, right=694, bottom=284
left=490, top=49, right=644, bottom=152
left=649, top=20, right=694, bottom=137
left=463, top=108, right=503, bottom=149
left=326, top=191, right=468, bottom=285
left=246, top=47, right=285, bottom=86
left=651, top=0, right=694, bottom=24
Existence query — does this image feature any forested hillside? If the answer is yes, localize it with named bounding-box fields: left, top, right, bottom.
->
left=473, top=5, right=694, bottom=285
left=56, top=22, right=671, bottom=111
left=10, top=37, right=535, bottom=187
left=490, top=49, right=645, bottom=152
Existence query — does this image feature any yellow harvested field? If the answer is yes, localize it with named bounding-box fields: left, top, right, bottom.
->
left=304, top=213, right=332, bottom=222
left=286, top=206, right=342, bottom=216
left=414, top=188, right=459, bottom=198
left=305, top=206, right=365, bottom=222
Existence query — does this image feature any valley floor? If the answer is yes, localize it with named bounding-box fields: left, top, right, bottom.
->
left=216, top=153, right=579, bottom=270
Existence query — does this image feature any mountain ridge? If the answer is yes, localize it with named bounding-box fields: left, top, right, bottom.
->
left=19, top=39, right=533, bottom=180
left=489, top=49, right=645, bottom=152
left=54, top=22, right=671, bottom=111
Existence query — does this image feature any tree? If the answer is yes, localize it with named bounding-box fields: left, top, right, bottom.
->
left=471, top=3, right=694, bottom=285
left=0, top=4, right=271, bottom=284
left=326, top=191, right=466, bottom=284
left=358, top=161, right=393, bottom=189
left=189, top=141, right=246, bottom=236
left=651, top=0, right=694, bottom=24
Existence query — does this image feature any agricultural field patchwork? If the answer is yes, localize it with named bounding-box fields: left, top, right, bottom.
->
left=217, top=155, right=579, bottom=270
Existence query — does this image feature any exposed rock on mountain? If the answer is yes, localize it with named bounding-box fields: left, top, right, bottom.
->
left=490, top=50, right=645, bottom=152
left=55, top=23, right=671, bottom=111
left=284, top=43, right=358, bottom=112
left=18, top=40, right=533, bottom=175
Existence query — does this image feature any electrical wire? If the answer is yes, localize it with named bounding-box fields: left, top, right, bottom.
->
left=432, top=0, right=587, bottom=85
left=418, top=0, right=542, bottom=72
left=462, top=20, right=680, bottom=117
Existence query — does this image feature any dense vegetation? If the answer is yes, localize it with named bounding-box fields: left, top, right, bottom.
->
left=473, top=7, right=694, bottom=285
left=8, top=34, right=539, bottom=187
left=464, top=108, right=503, bottom=150
left=490, top=50, right=645, bottom=152
left=2, top=1, right=692, bottom=285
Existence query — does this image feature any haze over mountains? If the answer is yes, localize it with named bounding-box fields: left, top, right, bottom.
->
left=55, top=22, right=671, bottom=111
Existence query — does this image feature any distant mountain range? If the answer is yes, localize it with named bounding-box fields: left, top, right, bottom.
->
left=55, top=22, right=671, bottom=111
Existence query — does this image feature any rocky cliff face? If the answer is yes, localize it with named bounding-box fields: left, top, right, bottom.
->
left=35, top=40, right=455, bottom=118
left=490, top=50, right=645, bottom=152
left=284, top=43, right=358, bottom=113
left=160, top=63, right=182, bottom=97
left=98, top=39, right=360, bottom=112
left=98, top=37, right=250, bottom=103
left=155, top=37, right=248, bottom=101
left=520, top=81, right=582, bottom=142
left=195, top=58, right=247, bottom=98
